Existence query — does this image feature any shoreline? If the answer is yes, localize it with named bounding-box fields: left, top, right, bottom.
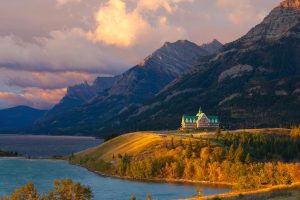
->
left=72, top=162, right=233, bottom=188
left=0, top=134, right=102, bottom=140
left=185, top=182, right=300, bottom=200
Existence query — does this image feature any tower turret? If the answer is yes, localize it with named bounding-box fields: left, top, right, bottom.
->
left=196, top=106, right=203, bottom=117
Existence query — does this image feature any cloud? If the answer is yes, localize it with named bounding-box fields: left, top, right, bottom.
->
left=136, top=0, right=174, bottom=13
left=0, top=69, right=98, bottom=90
left=56, top=0, right=81, bottom=6
left=89, top=0, right=148, bottom=47
left=0, top=29, right=138, bottom=74
left=136, top=0, right=194, bottom=13
left=0, top=88, right=67, bottom=109
left=89, top=0, right=189, bottom=47
left=216, top=0, right=266, bottom=25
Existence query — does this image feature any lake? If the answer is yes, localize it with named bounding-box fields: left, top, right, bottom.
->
left=0, top=135, right=231, bottom=199
left=0, top=158, right=230, bottom=200
left=0, top=134, right=103, bottom=158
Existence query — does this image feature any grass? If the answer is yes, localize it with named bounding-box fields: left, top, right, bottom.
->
left=229, top=128, right=291, bottom=136
left=71, top=132, right=200, bottom=166
left=186, top=183, right=300, bottom=200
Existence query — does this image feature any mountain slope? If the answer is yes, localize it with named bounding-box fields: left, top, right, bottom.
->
left=33, top=40, right=223, bottom=136
left=103, top=0, right=300, bottom=133
left=0, top=106, right=47, bottom=133
left=41, top=77, right=116, bottom=122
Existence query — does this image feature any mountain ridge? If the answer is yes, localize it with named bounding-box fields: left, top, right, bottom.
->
left=0, top=106, right=47, bottom=133
left=32, top=39, right=223, bottom=136
left=100, top=0, right=300, bottom=134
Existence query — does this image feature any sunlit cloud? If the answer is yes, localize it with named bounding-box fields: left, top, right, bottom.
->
left=89, top=0, right=148, bottom=47
left=0, top=88, right=67, bottom=109
left=88, top=0, right=191, bottom=47
left=56, top=0, right=81, bottom=6
left=2, top=70, right=97, bottom=90
left=216, top=0, right=267, bottom=25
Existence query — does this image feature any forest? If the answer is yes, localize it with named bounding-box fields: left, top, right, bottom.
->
left=76, top=128, right=300, bottom=190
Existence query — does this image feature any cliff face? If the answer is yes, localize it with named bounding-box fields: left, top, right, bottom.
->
left=280, top=0, right=300, bottom=8
left=236, top=0, right=300, bottom=46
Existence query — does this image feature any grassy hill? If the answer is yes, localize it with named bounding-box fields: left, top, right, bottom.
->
left=73, top=132, right=164, bottom=162
left=70, top=132, right=203, bottom=172
left=70, top=129, right=300, bottom=192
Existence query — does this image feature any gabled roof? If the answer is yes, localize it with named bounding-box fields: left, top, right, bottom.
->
left=208, top=116, right=219, bottom=123
left=197, top=113, right=207, bottom=119
left=182, top=116, right=197, bottom=122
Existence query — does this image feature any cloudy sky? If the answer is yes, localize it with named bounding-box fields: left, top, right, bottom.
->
left=0, top=0, right=282, bottom=109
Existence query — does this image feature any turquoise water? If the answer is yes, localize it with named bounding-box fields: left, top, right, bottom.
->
left=0, top=158, right=231, bottom=200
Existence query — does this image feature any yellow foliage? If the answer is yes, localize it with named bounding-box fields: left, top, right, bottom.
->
left=291, top=125, right=300, bottom=137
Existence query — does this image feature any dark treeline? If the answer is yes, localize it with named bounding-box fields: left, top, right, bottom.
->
left=220, top=131, right=300, bottom=162
left=0, top=150, right=19, bottom=157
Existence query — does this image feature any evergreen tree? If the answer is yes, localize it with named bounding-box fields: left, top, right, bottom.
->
left=186, top=140, right=193, bottom=158
left=171, top=137, right=175, bottom=149
left=227, top=144, right=235, bottom=162
left=245, top=153, right=252, bottom=164
left=215, top=128, right=222, bottom=140
left=235, top=144, right=245, bottom=163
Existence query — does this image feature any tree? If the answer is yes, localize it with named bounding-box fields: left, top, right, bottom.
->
left=291, top=125, right=300, bottom=137
left=146, top=194, right=153, bottom=200
left=245, top=153, right=252, bottom=164
left=186, top=140, right=193, bottom=158
left=235, top=144, right=245, bottom=163
left=3, top=178, right=92, bottom=200
left=8, top=182, right=39, bottom=200
left=227, top=144, right=235, bottom=162
left=51, top=177, right=92, bottom=200
left=170, top=137, right=175, bottom=149
left=215, top=128, right=222, bottom=140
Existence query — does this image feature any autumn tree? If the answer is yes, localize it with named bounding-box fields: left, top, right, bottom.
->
left=2, top=178, right=92, bottom=200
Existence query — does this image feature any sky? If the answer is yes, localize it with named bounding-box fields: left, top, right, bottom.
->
left=0, top=0, right=282, bottom=110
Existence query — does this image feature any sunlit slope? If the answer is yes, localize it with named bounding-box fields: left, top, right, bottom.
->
left=74, top=132, right=165, bottom=162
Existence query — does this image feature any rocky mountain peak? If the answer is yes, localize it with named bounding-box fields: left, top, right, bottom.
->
left=280, top=0, right=300, bottom=9
left=235, top=0, right=300, bottom=46
left=200, top=39, right=223, bottom=54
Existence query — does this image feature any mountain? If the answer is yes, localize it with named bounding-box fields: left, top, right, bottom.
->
left=0, top=106, right=47, bottom=133
left=41, top=77, right=116, bottom=122
left=200, top=39, right=223, bottom=54
left=102, top=0, right=300, bottom=133
left=33, top=39, right=223, bottom=136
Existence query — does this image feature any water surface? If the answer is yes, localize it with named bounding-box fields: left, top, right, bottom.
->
left=0, top=158, right=231, bottom=200
left=0, top=134, right=103, bottom=157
